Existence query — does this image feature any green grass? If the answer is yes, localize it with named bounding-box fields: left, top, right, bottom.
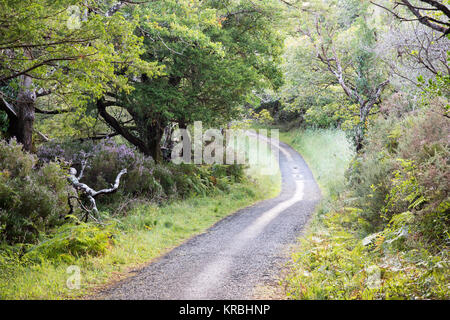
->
left=0, top=136, right=281, bottom=300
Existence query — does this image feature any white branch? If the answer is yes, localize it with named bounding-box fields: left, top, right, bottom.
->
left=68, top=164, right=127, bottom=216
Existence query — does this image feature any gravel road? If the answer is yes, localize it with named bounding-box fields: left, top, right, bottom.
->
left=97, top=136, right=321, bottom=300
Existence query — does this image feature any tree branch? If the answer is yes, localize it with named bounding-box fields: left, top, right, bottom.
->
left=0, top=54, right=95, bottom=82
left=106, top=1, right=150, bottom=17
left=35, top=106, right=74, bottom=114
left=96, top=99, right=148, bottom=153
left=68, top=164, right=127, bottom=216
left=372, top=0, right=450, bottom=34
left=0, top=94, right=17, bottom=118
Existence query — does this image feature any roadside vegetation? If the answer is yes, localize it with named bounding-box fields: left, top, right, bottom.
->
left=0, top=177, right=278, bottom=299
left=279, top=129, right=353, bottom=199
left=266, top=0, right=449, bottom=300
left=281, top=111, right=449, bottom=299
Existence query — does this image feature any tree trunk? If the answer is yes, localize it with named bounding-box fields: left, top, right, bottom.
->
left=355, top=131, right=364, bottom=153
left=161, top=123, right=176, bottom=162
left=355, top=106, right=369, bottom=153
left=177, top=120, right=191, bottom=162
left=147, top=124, right=164, bottom=163
left=8, top=75, right=35, bottom=152
left=97, top=99, right=166, bottom=162
left=149, top=139, right=162, bottom=163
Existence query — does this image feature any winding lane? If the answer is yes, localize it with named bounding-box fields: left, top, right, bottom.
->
left=97, top=135, right=321, bottom=299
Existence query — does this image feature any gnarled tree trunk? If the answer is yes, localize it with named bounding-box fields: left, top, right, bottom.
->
left=3, top=74, right=36, bottom=152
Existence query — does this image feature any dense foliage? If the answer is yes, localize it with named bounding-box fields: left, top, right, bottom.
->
left=285, top=107, right=449, bottom=299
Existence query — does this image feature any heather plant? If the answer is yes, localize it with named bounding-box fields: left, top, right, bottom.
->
left=396, top=112, right=449, bottom=210
left=36, top=139, right=246, bottom=209
left=36, top=142, right=66, bottom=164
left=0, top=139, right=71, bottom=244
left=37, top=139, right=94, bottom=165
left=381, top=113, right=449, bottom=249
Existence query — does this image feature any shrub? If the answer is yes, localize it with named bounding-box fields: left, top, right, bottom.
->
left=0, top=138, right=35, bottom=178
left=153, top=164, right=176, bottom=197
left=36, top=139, right=247, bottom=209
left=331, top=109, right=449, bottom=295
left=346, top=110, right=449, bottom=236
left=0, top=139, right=71, bottom=244
left=396, top=112, right=449, bottom=214
left=286, top=100, right=449, bottom=300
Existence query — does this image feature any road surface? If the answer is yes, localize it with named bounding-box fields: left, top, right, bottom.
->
left=97, top=136, right=321, bottom=299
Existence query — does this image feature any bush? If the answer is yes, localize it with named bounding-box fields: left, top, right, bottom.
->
left=286, top=108, right=449, bottom=300
left=346, top=122, right=397, bottom=229
left=0, top=138, right=35, bottom=178
left=0, top=139, right=71, bottom=244
left=37, top=139, right=247, bottom=208
left=346, top=110, right=449, bottom=238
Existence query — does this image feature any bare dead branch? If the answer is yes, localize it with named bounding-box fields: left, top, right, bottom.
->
left=68, top=162, right=127, bottom=218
